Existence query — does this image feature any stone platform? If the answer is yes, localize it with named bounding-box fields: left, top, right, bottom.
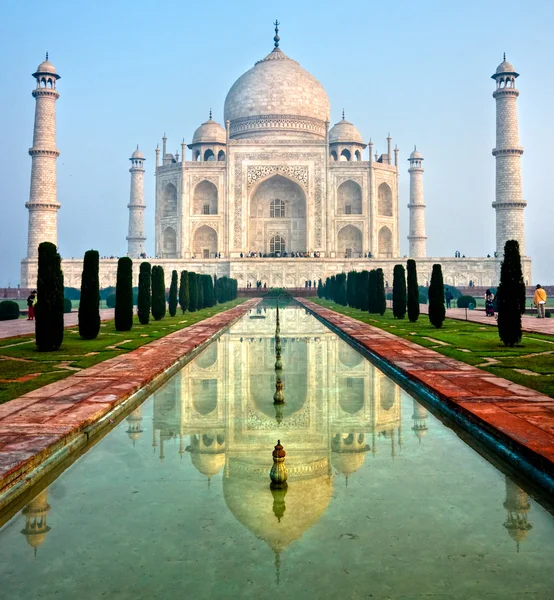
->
left=297, top=298, right=554, bottom=493
left=0, top=299, right=260, bottom=510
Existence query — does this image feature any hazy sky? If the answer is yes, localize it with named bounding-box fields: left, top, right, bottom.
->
left=1, top=0, right=553, bottom=286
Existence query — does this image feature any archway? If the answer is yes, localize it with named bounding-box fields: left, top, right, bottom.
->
left=340, top=149, right=351, bottom=162
left=193, top=225, right=218, bottom=259
left=204, top=149, right=215, bottom=162
left=378, top=226, right=393, bottom=258
left=337, top=225, right=362, bottom=258
left=249, top=174, right=306, bottom=254
left=193, top=180, right=218, bottom=215
left=161, top=183, right=177, bottom=217
left=162, top=227, right=177, bottom=258
left=330, top=150, right=338, bottom=161
left=217, top=150, right=226, bottom=161
left=337, top=180, right=362, bottom=215
left=378, top=183, right=393, bottom=216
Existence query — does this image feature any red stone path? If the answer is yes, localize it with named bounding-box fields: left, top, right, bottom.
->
left=297, top=298, right=554, bottom=486
left=0, top=309, right=115, bottom=341
left=0, top=299, right=259, bottom=506
left=420, top=304, right=554, bottom=336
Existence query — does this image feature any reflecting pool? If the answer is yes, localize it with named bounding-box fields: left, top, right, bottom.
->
left=1, top=303, right=554, bottom=599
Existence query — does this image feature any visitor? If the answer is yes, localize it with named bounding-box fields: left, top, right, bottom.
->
left=485, top=289, right=495, bottom=317
left=240, top=252, right=243, bottom=258
left=534, top=284, right=547, bottom=318
left=445, top=287, right=453, bottom=309
left=26, top=290, right=37, bottom=320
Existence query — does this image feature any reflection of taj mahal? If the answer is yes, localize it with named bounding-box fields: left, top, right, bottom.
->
left=20, top=26, right=531, bottom=288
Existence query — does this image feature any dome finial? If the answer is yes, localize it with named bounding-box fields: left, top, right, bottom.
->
left=504, top=52, right=506, bottom=61
left=273, top=19, right=280, bottom=48
left=342, top=108, right=345, bottom=120
left=209, top=108, right=212, bottom=120
left=46, top=51, right=48, bottom=61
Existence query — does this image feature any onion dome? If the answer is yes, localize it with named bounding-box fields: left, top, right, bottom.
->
left=492, top=54, right=519, bottom=79
left=131, top=146, right=145, bottom=160
left=409, top=146, right=423, bottom=160
left=192, top=111, right=226, bottom=145
left=329, top=114, right=363, bottom=144
left=33, top=53, right=60, bottom=79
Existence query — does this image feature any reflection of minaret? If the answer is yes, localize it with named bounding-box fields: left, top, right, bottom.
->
left=503, top=477, right=532, bottom=552
left=187, top=433, right=225, bottom=486
left=125, top=406, right=144, bottom=446
left=331, top=433, right=370, bottom=486
left=20, top=489, right=52, bottom=556
left=411, top=400, right=428, bottom=443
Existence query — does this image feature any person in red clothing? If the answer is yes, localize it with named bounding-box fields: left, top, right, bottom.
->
left=26, top=291, right=36, bottom=320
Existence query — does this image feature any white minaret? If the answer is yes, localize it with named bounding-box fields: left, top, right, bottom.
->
left=492, top=55, right=526, bottom=256
left=26, top=54, right=61, bottom=258
left=407, top=147, right=427, bottom=257
left=127, top=146, right=146, bottom=257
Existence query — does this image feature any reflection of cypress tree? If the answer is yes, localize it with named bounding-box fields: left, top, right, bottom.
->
left=137, top=261, right=151, bottom=325
left=407, top=259, right=420, bottom=323
left=428, top=264, right=445, bottom=328
left=178, top=270, right=189, bottom=313
left=392, top=264, right=406, bottom=319
left=376, top=268, right=386, bottom=315
left=497, top=240, right=525, bottom=347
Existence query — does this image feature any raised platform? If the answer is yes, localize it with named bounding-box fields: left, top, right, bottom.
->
left=21, top=256, right=532, bottom=289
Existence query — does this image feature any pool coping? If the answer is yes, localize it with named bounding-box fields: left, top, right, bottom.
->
left=0, top=299, right=261, bottom=512
left=296, top=298, right=554, bottom=496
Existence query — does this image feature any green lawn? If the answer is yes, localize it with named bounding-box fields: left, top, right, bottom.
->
left=0, top=300, right=245, bottom=404
left=312, top=299, right=554, bottom=398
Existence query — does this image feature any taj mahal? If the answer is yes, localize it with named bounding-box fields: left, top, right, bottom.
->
left=20, top=24, right=531, bottom=289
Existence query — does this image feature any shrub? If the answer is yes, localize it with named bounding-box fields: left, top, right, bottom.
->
left=137, top=262, right=152, bottom=325
left=428, top=264, right=445, bottom=328
left=497, top=240, right=525, bottom=347
left=106, top=293, right=116, bottom=308
left=376, top=268, right=386, bottom=315
left=392, top=264, right=407, bottom=319
left=188, top=272, right=198, bottom=312
left=457, top=295, right=476, bottom=309
left=63, top=298, right=72, bottom=313
left=115, top=257, right=133, bottom=331
left=151, top=266, right=166, bottom=321
left=64, top=287, right=81, bottom=300
left=407, top=259, right=420, bottom=323
left=78, top=249, right=100, bottom=339
left=0, top=300, right=20, bottom=321
left=35, top=241, right=65, bottom=351
left=418, top=285, right=429, bottom=305
left=168, top=270, right=178, bottom=317
left=179, top=270, right=189, bottom=313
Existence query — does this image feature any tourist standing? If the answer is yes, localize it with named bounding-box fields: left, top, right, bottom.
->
left=26, top=290, right=37, bottom=320
left=533, top=284, right=547, bottom=318
left=485, top=289, right=495, bottom=317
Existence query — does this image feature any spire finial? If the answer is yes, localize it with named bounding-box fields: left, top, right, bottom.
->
left=274, top=20, right=280, bottom=48
left=45, top=52, right=48, bottom=61
left=503, top=52, right=506, bottom=61
left=209, top=108, right=212, bottom=120
left=342, top=108, right=345, bottom=120
left=136, top=144, right=139, bottom=150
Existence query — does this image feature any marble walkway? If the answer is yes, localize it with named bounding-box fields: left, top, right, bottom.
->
left=0, top=309, right=115, bottom=340
left=419, top=304, right=554, bottom=335
left=298, top=298, right=554, bottom=488
left=0, top=299, right=259, bottom=506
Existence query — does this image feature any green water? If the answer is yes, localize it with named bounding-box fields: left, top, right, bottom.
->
left=1, top=304, right=553, bottom=599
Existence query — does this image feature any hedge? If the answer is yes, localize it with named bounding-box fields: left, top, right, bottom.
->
left=0, top=300, right=20, bottom=321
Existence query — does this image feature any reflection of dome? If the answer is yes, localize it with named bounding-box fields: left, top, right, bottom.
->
left=187, top=433, right=225, bottom=478
left=20, top=490, right=52, bottom=554
left=331, top=432, right=370, bottom=480
left=223, top=470, right=332, bottom=553
left=190, top=452, right=225, bottom=478
left=329, top=117, right=363, bottom=144
left=224, top=46, right=330, bottom=140
left=331, top=452, right=366, bottom=477
left=126, top=406, right=144, bottom=444
left=192, top=117, right=226, bottom=144
left=503, top=477, right=532, bottom=551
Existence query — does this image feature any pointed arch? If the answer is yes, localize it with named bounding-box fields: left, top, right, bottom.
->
left=204, top=149, right=215, bottom=162
left=193, top=180, right=218, bottom=215
left=330, top=150, right=338, bottom=161
left=217, top=150, right=226, bottom=161
left=337, top=225, right=362, bottom=258
left=161, top=183, right=177, bottom=217
left=378, top=226, right=393, bottom=258
left=162, top=226, right=177, bottom=258
left=378, top=183, right=393, bottom=216
left=193, top=225, right=218, bottom=258
left=340, top=148, right=351, bottom=162
left=337, top=180, right=362, bottom=215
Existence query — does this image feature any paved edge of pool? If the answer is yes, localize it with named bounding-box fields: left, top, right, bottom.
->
left=297, top=298, right=554, bottom=495
left=0, top=299, right=261, bottom=511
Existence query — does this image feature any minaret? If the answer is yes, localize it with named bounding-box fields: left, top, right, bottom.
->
left=26, top=54, right=61, bottom=258
left=127, top=146, right=146, bottom=258
left=407, top=147, right=427, bottom=257
left=492, top=55, right=526, bottom=256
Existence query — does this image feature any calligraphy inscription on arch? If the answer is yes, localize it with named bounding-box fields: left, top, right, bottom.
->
left=246, top=165, right=308, bottom=190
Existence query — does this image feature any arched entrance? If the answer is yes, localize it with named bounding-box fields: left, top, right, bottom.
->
left=162, top=227, right=177, bottom=258
left=193, top=225, right=218, bottom=258
left=337, top=225, right=362, bottom=258
left=378, top=226, right=393, bottom=258
left=249, top=174, right=306, bottom=254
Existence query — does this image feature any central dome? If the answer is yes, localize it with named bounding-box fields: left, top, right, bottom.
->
left=224, top=46, right=330, bottom=140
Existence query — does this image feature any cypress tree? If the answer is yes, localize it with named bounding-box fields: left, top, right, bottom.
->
left=330, top=275, right=337, bottom=302
left=428, top=264, right=445, bottom=328
left=497, top=240, right=526, bottom=347
left=78, top=249, right=100, bottom=339
left=347, top=271, right=356, bottom=308
left=368, top=270, right=377, bottom=313
left=151, top=266, right=167, bottom=321
left=197, top=274, right=205, bottom=309
left=392, top=264, right=407, bottom=319
left=324, top=277, right=330, bottom=300
left=317, top=278, right=323, bottom=298
left=207, top=275, right=216, bottom=306
left=356, top=270, right=369, bottom=311
left=188, top=272, right=198, bottom=312
left=179, top=270, right=189, bottom=313
left=115, top=257, right=133, bottom=331
left=35, top=241, right=65, bottom=351
left=137, top=262, right=151, bottom=325
left=213, top=275, right=218, bottom=304
left=168, top=270, right=178, bottom=317
left=407, top=259, right=420, bottom=323
left=376, top=268, right=387, bottom=316
left=336, top=273, right=348, bottom=306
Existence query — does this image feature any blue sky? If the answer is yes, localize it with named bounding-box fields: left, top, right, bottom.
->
left=1, top=0, right=553, bottom=285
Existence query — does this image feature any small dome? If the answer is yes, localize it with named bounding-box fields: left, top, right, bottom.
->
left=409, top=147, right=423, bottom=160
left=496, top=59, right=515, bottom=74
left=36, top=59, right=57, bottom=74
left=192, top=117, right=226, bottom=145
left=329, top=117, right=363, bottom=144
left=131, top=147, right=144, bottom=159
